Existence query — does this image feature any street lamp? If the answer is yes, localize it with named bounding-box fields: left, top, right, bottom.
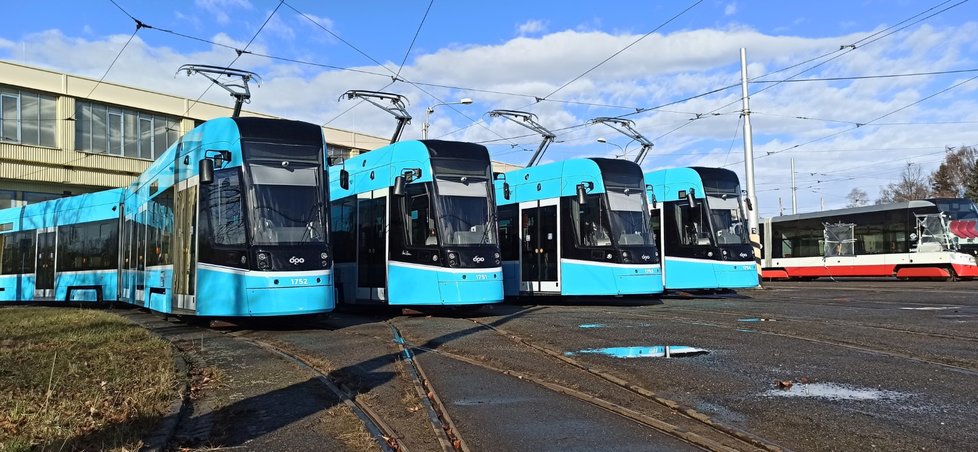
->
left=596, top=137, right=627, bottom=158
left=422, top=98, right=473, bottom=139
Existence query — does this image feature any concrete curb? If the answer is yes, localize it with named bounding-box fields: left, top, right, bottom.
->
left=139, top=344, right=192, bottom=452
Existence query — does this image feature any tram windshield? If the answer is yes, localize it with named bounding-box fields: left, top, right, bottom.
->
left=606, top=189, right=654, bottom=246
left=706, top=195, right=749, bottom=245
left=249, top=160, right=325, bottom=245
left=434, top=178, right=497, bottom=246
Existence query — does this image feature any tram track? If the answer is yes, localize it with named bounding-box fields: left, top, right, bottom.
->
left=386, top=315, right=787, bottom=452
left=226, top=332, right=404, bottom=451
left=387, top=322, right=470, bottom=452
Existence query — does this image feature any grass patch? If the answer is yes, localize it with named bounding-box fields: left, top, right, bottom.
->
left=0, top=306, right=180, bottom=451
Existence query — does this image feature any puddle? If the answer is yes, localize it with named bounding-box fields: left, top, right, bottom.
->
left=738, top=317, right=775, bottom=322
left=736, top=328, right=756, bottom=333
left=578, top=323, right=605, bottom=329
left=565, top=346, right=709, bottom=358
left=899, top=306, right=959, bottom=311
left=765, top=382, right=906, bottom=401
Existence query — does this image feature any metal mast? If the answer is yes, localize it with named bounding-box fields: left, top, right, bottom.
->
left=740, top=48, right=762, bottom=283
left=339, top=90, right=412, bottom=144
left=488, top=110, right=555, bottom=167
left=589, top=117, right=654, bottom=165
left=177, top=64, right=261, bottom=117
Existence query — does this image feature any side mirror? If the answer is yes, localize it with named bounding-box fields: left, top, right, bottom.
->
left=651, top=192, right=657, bottom=209
left=393, top=175, right=406, bottom=196
left=199, top=158, right=215, bottom=185
left=745, top=197, right=753, bottom=211
left=503, top=182, right=511, bottom=200
left=339, top=169, right=350, bottom=190
left=686, top=188, right=696, bottom=208
left=576, top=183, right=587, bottom=205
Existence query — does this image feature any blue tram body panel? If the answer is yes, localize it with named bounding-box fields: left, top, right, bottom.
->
left=645, top=167, right=758, bottom=291
left=388, top=262, right=503, bottom=305
left=559, top=260, right=662, bottom=296
left=0, top=275, right=35, bottom=301
left=195, top=266, right=333, bottom=316
left=329, top=140, right=505, bottom=306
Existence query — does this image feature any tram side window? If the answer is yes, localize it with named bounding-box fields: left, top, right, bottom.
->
left=771, top=221, right=823, bottom=258
left=497, top=204, right=519, bottom=261
left=1, top=231, right=37, bottom=274
left=57, top=220, right=119, bottom=271
left=329, top=197, right=356, bottom=263
left=400, top=183, right=437, bottom=247
left=573, top=194, right=613, bottom=247
left=200, top=169, right=246, bottom=247
left=674, top=202, right=712, bottom=246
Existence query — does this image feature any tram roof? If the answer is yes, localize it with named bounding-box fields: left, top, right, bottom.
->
left=766, top=200, right=937, bottom=223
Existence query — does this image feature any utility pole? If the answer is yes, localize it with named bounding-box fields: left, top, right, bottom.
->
left=790, top=158, right=797, bottom=214
left=740, top=48, right=762, bottom=283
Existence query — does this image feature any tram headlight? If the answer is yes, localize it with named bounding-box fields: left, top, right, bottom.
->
left=320, top=252, right=328, bottom=260
left=621, top=250, right=632, bottom=263
left=448, top=252, right=459, bottom=267
left=494, top=252, right=501, bottom=266
left=257, top=252, right=270, bottom=270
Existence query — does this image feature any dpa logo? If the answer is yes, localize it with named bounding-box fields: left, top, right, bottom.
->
left=289, top=256, right=305, bottom=265
left=472, top=256, right=485, bottom=263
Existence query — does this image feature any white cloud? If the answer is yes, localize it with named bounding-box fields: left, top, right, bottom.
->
left=517, top=20, right=547, bottom=36
left=725, top=3, right=737, bottom=16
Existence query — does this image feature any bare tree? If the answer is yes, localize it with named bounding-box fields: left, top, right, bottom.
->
left=846, top=187, right=869, bottom=208
left=878, top=162, right=931, bottom=204
left=930, top=146, right=977, bottom=197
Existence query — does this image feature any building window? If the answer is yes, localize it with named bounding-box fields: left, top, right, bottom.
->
left=75, top=101, right=180, bottom=161
left=327, top=144, right=358, bottom=164
left=22, top=192, right=60, bottom=206
left=0, top=87, right=57, bottom=147
left=0, top=190, right=16, bottom=209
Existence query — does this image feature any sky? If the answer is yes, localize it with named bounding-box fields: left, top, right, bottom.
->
left=3, top=0, right=978, bottom=218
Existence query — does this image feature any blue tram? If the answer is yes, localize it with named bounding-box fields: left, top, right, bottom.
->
left=644, top=166, right=757, bottom=290
left=0, top=117, right=335, bottom=317
left=494, top=158, right=663, bottom=298
left=0, top=189, right=123, bottom=302
left=328, top=140, right=504, bottom=305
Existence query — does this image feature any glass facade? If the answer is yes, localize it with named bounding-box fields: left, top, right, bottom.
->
left=74, top=101, right=180, bottom=160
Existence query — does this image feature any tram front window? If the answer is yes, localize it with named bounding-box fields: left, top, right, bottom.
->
left=706, top=195, right=749, bottom=245
left=606, top=190, right=654, bottom=246
left=435, top=178, right=496, bottom=246
left=249, top=162, right=325, bottom=245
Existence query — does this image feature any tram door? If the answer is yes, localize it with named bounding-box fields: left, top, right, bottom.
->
left=172, top=183, right=198, bottom=311
left=35, top=230, right=56, bottom=299
left=519, top=200, right=559, bottom=294
left=357, top=190, right=387, bottom=301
